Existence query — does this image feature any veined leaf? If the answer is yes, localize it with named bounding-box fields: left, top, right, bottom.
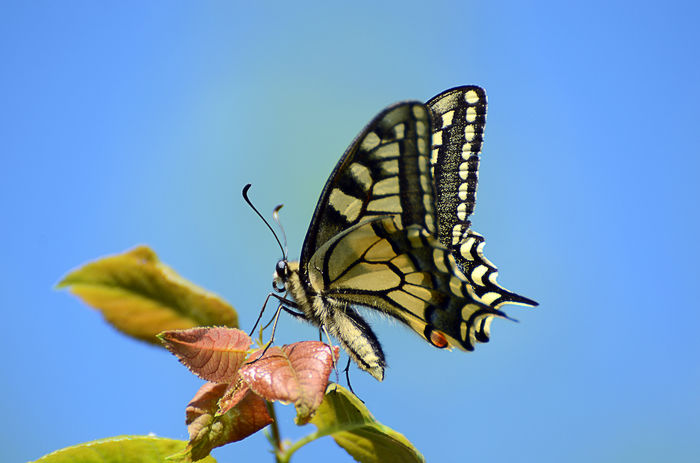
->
left=239, top=342, right=339, bottom=424
left=305, top=384, right=424, bottom=463
left=158, top=327, right=251, bottom=383
left=218, top=374, right=251, bottom=415
left=57, top=246, right=238, bottom=345
left=31, top=435, right=216, bottom=463
left=184, top=382, right=272, bottom=461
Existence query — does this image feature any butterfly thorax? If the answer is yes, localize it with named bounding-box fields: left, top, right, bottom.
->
left=276, top=260, right=325, bottom=320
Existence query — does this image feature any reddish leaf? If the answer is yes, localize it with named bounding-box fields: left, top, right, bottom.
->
left=185, top=382, right=272, bottom=461
left=159, top=327, right=252, bottom=383
left=239, top=341, right=339, bottom=424
left=218, top=375, right=251, bottom=415
left=185, top=382, right=229, bottom=426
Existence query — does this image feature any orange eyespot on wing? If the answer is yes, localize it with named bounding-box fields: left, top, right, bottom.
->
left=428, top=329, right=449, bottom=349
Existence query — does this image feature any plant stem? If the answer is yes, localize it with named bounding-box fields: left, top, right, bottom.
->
left=279, top=431, right=322, bottom=461
left=265, top=401, right=283, bottom=462
left=279, top=424, right=350, bottom=462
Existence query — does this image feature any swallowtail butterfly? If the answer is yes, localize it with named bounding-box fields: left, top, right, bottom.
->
left=272, top=86, right=537, bottom=381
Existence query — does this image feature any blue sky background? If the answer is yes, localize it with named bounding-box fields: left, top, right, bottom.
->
left=3, top=2, right=699, bottom=462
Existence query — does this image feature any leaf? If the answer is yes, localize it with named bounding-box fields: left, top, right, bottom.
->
left=239, top=342, right=339, bottom=424
left=57, top=246, right=238, bottom=345
left=31, top=435, right=217, bottom=463
left=218, top=375, right=251, bottom=415
left=308, top=384, right=425, bottom=463
left=159, top=327, right=252, bottom=383
left=184, top=382, right=272, bottom=461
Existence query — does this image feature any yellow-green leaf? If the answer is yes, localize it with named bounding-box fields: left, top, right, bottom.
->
left=32, top=435, right=217, bottom=463
left=301, top=384, right=424, bottom=463
left=57, top=246, right=238, bottom=345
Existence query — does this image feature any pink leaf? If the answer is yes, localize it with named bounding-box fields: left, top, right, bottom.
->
left=159, top=327, right=252, bottom=383
left=240, top=341, right=339, bottom=424
left=218, top=374, right=251, bottom=415
left=185, top=382, right=272, bottom=461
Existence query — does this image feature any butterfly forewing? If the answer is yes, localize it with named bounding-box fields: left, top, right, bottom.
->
left=427, top=86, right=537, bottom=308
left=299, top=102, right=436, bottom=272
left=427, top=85, right=487, bottom=242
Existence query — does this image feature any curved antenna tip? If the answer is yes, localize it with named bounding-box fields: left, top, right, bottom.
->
left=241, top=184, right=286, bottom=260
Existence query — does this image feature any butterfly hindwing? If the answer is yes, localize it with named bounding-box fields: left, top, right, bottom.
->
left=307, top=216, right=506, bottom=351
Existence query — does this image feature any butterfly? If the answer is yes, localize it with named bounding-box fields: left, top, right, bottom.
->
left=272, top=86, right=537, bottom=381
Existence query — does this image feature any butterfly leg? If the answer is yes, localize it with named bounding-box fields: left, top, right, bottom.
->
left=250, top=292, right=303, bottom=336
left=319, top=324, right=341, bottom=386
left=343, top=357, right=364, bottom=402
left=246, top=302, right=285, bottom=364
left=248, top=293, right=307, bottom=364
left=248, top=292, right=274, bottom=336
left=261, top=303, right=282, bottom=331
left=282, top=307, right=307, bottom=320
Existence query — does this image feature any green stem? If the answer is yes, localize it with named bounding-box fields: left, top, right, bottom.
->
left=278, top=432, right=321, bottom=462
left=266, top=401, right=283, bottom=463
left=278, top=424, right=355, bottom=462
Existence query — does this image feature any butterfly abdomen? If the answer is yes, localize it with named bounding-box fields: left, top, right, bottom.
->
left=321, top=299, right=386, bottom=381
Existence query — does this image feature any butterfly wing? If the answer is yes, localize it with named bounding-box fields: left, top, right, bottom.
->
left=427, top=86, right=537, bottom=308
left=298, top=98, right=513, bottom=352
left=307, top=216, right=506, bottom=350
left=299, top=101, right=436, bottom=271
left=427, top=86, right=485, bottom=239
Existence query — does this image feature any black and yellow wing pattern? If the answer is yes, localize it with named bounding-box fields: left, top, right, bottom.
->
left=427, top=86, right=537, bottom=308
left=276, top=86, right=537, bottom=381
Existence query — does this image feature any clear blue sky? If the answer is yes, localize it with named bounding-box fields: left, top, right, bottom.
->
left=3, top=2, right=699, bottom=462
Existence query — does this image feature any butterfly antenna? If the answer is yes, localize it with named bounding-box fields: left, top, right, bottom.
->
left=242, top=184, right=286, bottom=259
left=272, top=204, right=288, bottom=259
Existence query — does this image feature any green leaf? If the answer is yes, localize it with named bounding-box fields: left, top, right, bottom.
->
left=57, top=246, right=238, bottom=345
left=286, top=384, right=424, bottom=463
left=31, top=435, right=217, bottom=463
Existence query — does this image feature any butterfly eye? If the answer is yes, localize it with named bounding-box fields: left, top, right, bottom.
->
left=276, top=260, right=287, bottom=277
left=273, top=260, right=288, bottom=293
